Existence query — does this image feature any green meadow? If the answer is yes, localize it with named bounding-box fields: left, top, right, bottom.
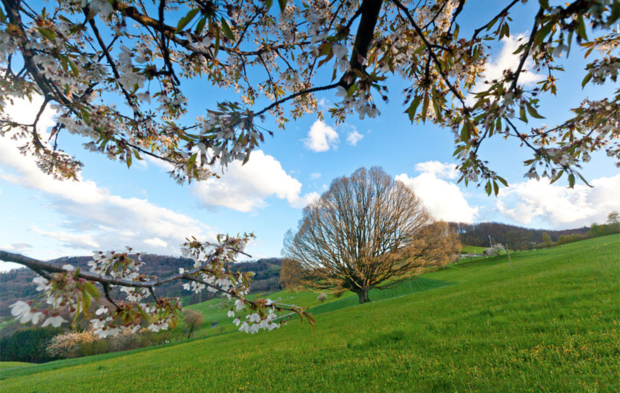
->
left=1, top=235, right=618, bottom=392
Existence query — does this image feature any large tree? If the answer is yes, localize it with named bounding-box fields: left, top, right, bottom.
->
left=283, top=167, right=461, bottom=304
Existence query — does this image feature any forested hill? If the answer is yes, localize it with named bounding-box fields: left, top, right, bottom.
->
left=449, top=222, right=590, bottom=250
left=0, top=255, right=282, bottom=316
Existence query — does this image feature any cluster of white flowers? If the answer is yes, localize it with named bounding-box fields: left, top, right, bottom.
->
left=236, top=306, right=281, bottom=334
left=335, top=85, right=381, bottom=120
left=8, top=264, right=91, bottom=329
left=89, top=250, right=143, bottom=280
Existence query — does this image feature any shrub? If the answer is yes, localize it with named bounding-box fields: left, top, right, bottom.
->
left=46, top=329, right=97, bottom=359
left=183, top=310, right=204, bottom=339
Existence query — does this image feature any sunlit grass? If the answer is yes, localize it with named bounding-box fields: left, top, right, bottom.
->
left=2, top=235, right=618, bottom=392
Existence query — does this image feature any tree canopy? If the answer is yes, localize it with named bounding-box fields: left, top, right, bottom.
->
left=1, top=0, right=618, bottom=191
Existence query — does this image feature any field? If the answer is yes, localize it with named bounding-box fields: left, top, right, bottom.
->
left=1, top=235, right=618, bottom=392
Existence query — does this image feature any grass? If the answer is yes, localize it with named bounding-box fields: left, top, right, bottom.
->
left=1, top=235, right=618, bottom=392
left=0, top=362, right=31, bottom=370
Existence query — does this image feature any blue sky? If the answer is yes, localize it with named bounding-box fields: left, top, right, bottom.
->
left=1, top=1, right=619, bottom=271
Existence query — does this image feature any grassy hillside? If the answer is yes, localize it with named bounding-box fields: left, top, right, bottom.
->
left=460, top=245, right=487, bottom=254
left=1, top=235, right=618, bottom=392
left=0, top=362, right=31, bottom=370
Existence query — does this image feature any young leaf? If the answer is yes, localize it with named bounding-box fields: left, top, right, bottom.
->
left=460, top=121, right=470, bottom=142
left=525, top=102, right=545, bottom=119
left=38, top=27, right=57, bottom=41
left=278, top=0, right=287, bottom=12
left=406, top=95, right=421, bottom=122
left=175, top=9, right=200, bottom=33
left=221, top=18, right=235, bottom=41
left=187, top=152, right=198, bottom=172
left=496, top=176, right=508, bottom=187
left=84, top=282, right=100, bottom=300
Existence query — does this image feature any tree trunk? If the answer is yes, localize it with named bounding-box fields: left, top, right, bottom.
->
left=357, top=288, right=370, bottom=304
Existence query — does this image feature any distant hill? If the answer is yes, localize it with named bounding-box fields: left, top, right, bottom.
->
left=449, top=222, right=590, bottom=250
left=0, top=254, right=282, bottom=317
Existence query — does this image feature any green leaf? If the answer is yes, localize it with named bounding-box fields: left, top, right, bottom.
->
left=485, top=181, right=492, bottom=195
left=576, top=13, right=588, bottom=41
left=126, top=151, right=132, bottom=168
left=568, top=173, right=575, bottom=188
left=175, top=9, right=200, bottom=33
left=82, top=291, right=92, bottom=315
left=525, top=102, right=545, bottom=119
left=278, top=0, right=287, bottom=12
left=496, top=176, right=508, bottom=187
left=493, top=180, right=499, bottom=196
left=214, top=28, right=220, bottom=56
left=221, top=18, right=235, bottom=40
left=347, top=84, right=358, bottom=97
left=266, top=0, right=273, bottom=10
left=538, top=0, right=550, bottom=9
left=195, top=17, right=207, bottom=35
left=431, top=95, right=443, bottom=122
left=421, top=93, right=429, bottom=122
left=460, top=121, right=470, bottom=142
left=581, top=72, right=592, bottom=88
left=549, top=170, right=564, bottom=185
left=67, top=59, right=79, bottom=77
left=406, top=95, right=421, bottom=122
left=0, top=8, right=6, bottom=23
left=500, top=22, right=510, bottom=39
left=575, top=171, right=592, bottom=187
left=38, top=27, right=57, bottom=41
left=187, top=152, right=198, bottom=172
left=84, top=282, right=100, bottom=300
left=519, top=106, right=528, bottom=123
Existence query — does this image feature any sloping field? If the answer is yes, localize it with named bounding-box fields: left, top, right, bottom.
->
left=1, top=235, right=618, bottom=392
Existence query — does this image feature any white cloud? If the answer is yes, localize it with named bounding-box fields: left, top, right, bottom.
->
left=414, top=161, right=458, bottom=180
left=484, top=35, right=543, bottom=85
left=32, top=227, right=100, bottom=248
left=289, top=192, right=320, bottom=209
left=346, top=130, right=364, bottom=146
left=0, top=243, right=33, bottom=252
left=310, top=173, right=321, bottom=180
left=396, top=162, right=479, bottom=223
left=496, top=175, right=620, bottom=228
left=144, top=154, right=175, bottom=171
left=318, top=98, right=331, bottom=110
left=0, top=97, right=215, bottom=256
left=304, top=120, right=339, bottom=152
left=191, top=150, right=316, bottom=212
left=467, top=35, right=544, bottom=104
left=144, top=237, right=168, bottom=248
